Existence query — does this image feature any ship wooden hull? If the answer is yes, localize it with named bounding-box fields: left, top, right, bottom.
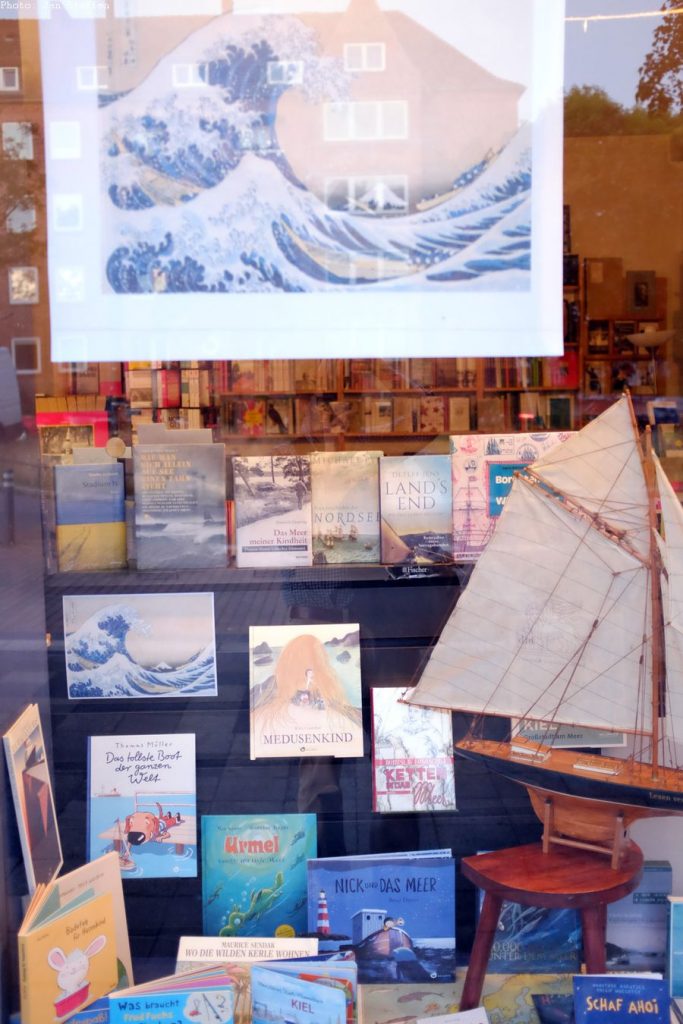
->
left=456, top=738, right=683, bottom=845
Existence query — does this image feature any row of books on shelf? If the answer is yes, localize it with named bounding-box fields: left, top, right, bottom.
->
left=42, top=430, right=576, bottom=572
left=482, top=352, right=579, bottom=390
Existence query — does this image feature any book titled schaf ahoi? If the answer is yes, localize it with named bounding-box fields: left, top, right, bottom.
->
left=573, top=975, right=669, bottom=1024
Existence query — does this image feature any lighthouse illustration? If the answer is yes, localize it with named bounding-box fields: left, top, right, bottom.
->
left=316, top=889, right=330, bottom=935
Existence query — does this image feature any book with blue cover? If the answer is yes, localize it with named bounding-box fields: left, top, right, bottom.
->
left=573, top=975, right=668, bottom=1024
left=250, top=964, right=346, bottom=1024
left=202, top=814, right=317, bottom=938
left=109, top=967, right=234, bottom=1024
left=307, top=852, right=455, bottom=984
left=54, top=463, right=126, bottom=571
left=606, top=861, right=671, bottom=971
left=379, top=454, right=453, bottom=564
left=476, top=894, right=580, bottom=973
left=669, top=897, right=683, bottom=999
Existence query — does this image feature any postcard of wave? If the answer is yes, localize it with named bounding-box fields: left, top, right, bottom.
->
left=307, top=853, right=456, bottom=984
left=88, top=733, right=197, bottom=879
left=63, top=592, right=217, bottom=699
left=249, top=624, right=363, bottom=759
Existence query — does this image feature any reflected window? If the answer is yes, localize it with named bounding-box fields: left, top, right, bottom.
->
left=267, top=60, right=303, bottom=86
left=6, top=204, right=36, bottom=234
left=325, top=174, right=408, bottom=215
left=344, top=43, right=386, bottom=72
left=172, top=63, right=205, bottom=88
left=324, top=100, right=408, bottom=141
left=2, top=122, right=34, bottom=160
left=0, top=67, right=19, bottom=91
left=8, top=267, right=39, bottom=305
left=11, top=337, right=41, bottom=375
left=76, top=66, right=108, bottom=91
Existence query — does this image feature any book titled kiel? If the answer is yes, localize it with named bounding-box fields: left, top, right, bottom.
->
left=233, top=455, right=312, bottom=568
left=371, top=687, right=456, bottom=813
left=54, top=462, right=126, bottom=571
left=3, top=703, right=63, bottom=892
left=249, top=624, right=363, bottom=759
left=251, top=963, right=347, bottom=1024
left=379, top=455, right=453, bottom=564
left=133, top=442, right=227, bottom=569
left=310, top=451, right=382, bottom=564
left=307, top=851, right=456, bottom=984
left=88, top=733, right=197, bottom=878
left=201, top=814, right=317, bottom=938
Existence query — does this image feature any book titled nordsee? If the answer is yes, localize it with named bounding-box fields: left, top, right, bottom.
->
left=307, top=852, right=456, bottom=984
left=233, top=454, right=312, bottom=568
left=310, top=451, right=382, bottom=564
left=133, top=442, right=227, bottom=569
left=54, top=462, right=126, bottom=571
left=201, top=814, right=316, bottom=938
left=379, top=455, right=453, bottom=564
left=88, top=733, right=197, bottom=879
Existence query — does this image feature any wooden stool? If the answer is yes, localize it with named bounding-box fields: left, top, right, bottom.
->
left=459, top=841, right=644, bottom=1010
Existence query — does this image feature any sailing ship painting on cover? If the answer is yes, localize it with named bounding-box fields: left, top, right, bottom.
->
left=409, top=395, right=683, bottom=852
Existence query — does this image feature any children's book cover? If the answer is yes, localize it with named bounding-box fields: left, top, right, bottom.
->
left=606, top=861, right=671, bottom=972
left=251, top=964, right=347, bottom=1024
left=257, top=959, right=357, bottom=1024
left=310, top=451, right=382, bottom=564
left=3, top=703, right=63, bottom=891
left=379, top=455, right=453, bottom=565
left=307, top=853, right=456, bottom=984
left=233, top=454, right=312, bottom=568
left=54, top=462, right=127, bottom=571
left=63, top=592, right=217, bottom=700
left=176, top=935, right=319, bottom=970
left=449, top=431, right=572, bottom=561
left=201, top=814, right=317, bottom=938
left=371, top=687, right=456, bottom=813
left=573, top=976, right=669, bottom=1024
left=133, top=443, right=227, bottom=569
left=669, top=897, right=683, bottom=998
left=478, top=897, right=580, bottom=973
left=249, top=624, right=363, bottom=759
left=87, top=733, right=197, bottom=879
left=109, top=976, right=234, bottom=1024
left=19, top=888, right=118, bottom=1024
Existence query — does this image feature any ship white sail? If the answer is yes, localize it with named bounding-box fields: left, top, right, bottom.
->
left=409, top=396, right=655, bottom=736
left=655, top=456, right=683, bottom=753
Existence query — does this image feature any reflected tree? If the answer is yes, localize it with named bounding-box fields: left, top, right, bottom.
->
left=636, top=1, right=683, bottom=115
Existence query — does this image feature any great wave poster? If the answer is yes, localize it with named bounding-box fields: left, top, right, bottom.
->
left=63, top=592, right=218, bottom=699
left=40, top=1, right=564, bottom=361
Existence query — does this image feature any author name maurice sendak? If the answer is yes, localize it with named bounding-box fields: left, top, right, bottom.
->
left=262, top=732, right=354, bottom=745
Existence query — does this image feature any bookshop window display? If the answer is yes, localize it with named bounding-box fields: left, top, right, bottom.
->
left=3, top=3, right=683, bottom=1024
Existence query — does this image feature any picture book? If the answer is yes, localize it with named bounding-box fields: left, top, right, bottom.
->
left=250, top=963, right=347, bottom=1024
left=449, top=431, right=572, bottom=560
left=176, top=936, right=319, bottom=970
left=379, top=455, right=453, bottom=565
left=233, top=454, right=312, bottom=568
left=18, top=851, right=130, bottom=1024
left=109, top=968, right=235, bottom=1024
left=307, top=852, right=456, bottom=984
left=53, top=463, right=126, bottom=572
left=201, top=814, right=317, bottom=937
left=477, top=894, right=580, bottom=972
left=223, top=398, right=266, bottom=436
left=87, top=733, right=197, bottom=878
left=310, top=451, right=382, bottom=564
left=532, top=994, right=575, bottom=1024
left=249, top=624, right=363, bottom=759
left=573, top=975, right=668, bottom=1024
left=511, top=718, right=626, bottom=750
left=371, top=687, right=456, bottom=813
left=63, top=592, right=217, bottom=699
left=3, top=703, right=63, bottom=891
left=669, top=897, right=683, bottom=1004
left=132, top=443, right=227, bottom=569
left=64, top=995, right=110, bottom=1023
left=254, top=958, right=357, bottom=1024
left=606, top=861, right=671, bottom=972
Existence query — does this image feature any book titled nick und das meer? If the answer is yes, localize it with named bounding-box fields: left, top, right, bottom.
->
left=201, top=814, right=317, bottom=938
left=307, top=852, right=456, bottom=984
left=88, top=733, right=197, bottom=879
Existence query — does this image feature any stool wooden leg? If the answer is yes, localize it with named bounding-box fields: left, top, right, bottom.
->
left=581, top=903, right=607, bottom=974
left=460, top=891, right=503, bottom=1010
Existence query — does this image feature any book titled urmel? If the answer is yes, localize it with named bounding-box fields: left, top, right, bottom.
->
left=201, top=814, right=317, bottom=938
left=307, top=851, right=456, bottom=984
left=379, top=454, right=453, bottom=564
left=133, top=442, right=227, bottom=569
left=249, top=624, right=363, bottom=759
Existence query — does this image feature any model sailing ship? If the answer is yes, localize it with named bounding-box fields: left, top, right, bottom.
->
left=407, top=394, right=683, bottom=856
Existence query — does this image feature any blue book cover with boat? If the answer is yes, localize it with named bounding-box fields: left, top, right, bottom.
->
left=202, top=814, right=317, bottom=938
left=306, top=853, right=455, bottom=984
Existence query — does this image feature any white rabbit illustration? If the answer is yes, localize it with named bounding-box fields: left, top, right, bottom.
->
left=47, top=935, right=107, bottom=996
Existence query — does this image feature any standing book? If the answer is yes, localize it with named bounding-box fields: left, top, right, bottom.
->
left=87, top=733, right=197, bottom=878
left=380, top=454, right=453, bottom=564
left=201, top=813, right=317, bottom=938
left=3, top=703, right=62, bottom=892
left=133, top=442, right=227, bottom=569
left=53, top=462, right=126, bottom=571
left=249, top=624, right=363, bottom=759
left=251, top=963, right=347, bottom=1024
left=307, top=852, right=456, bottom=984
left=233, top=455, right=312, bottom=568
left=573, top=975, right=669, bottom=1024
left=109, top=967, right=235, bottom=1024
left=310, top=450, right=382, bottom=564
left=18, top=851, right=131, bottom=1024
left=371, top=687, right=456, bottom=812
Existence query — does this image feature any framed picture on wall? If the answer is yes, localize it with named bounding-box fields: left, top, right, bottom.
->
left=626, top=270, right=657, bottom=316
